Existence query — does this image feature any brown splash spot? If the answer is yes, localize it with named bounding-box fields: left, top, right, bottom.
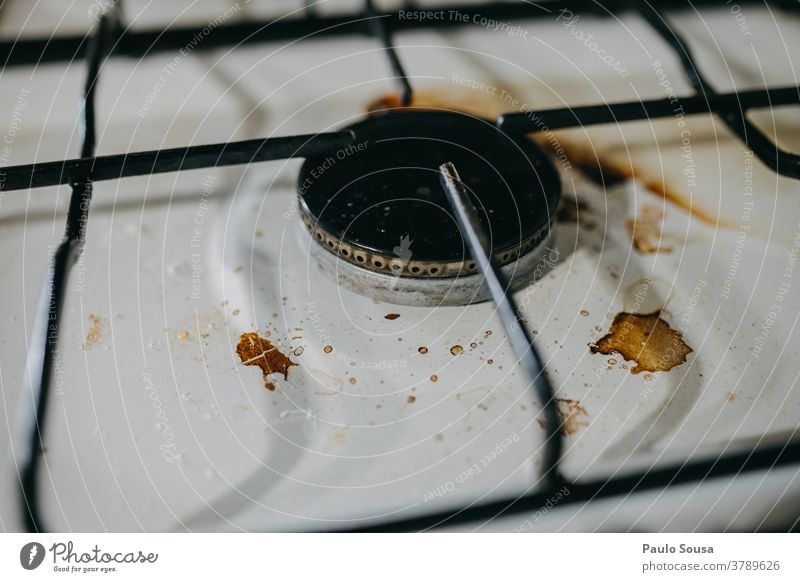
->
left=82, top=314, right=104, bottom=350
left=236, top=332, right=297, bottom=391
left=293, top=346, right=304, bottom=356
left=450, top=345, right=464, bottom=356
left=366, top=89, right=504, bottom=119
left=407, top=395, right=416, bottom=404
left=469, top=342, right=478, bottom=349
left=643, top=177, right=720, bottom=226
left=580, top=309, right=589, bottom=317
left=552, top=138, right=723, bottom=226
left=349, top=377, right=357, bottom=385
left=561, top=147, right=630, bottom=187
left=556, top=195, right=593, bottom=226
left=538, top=399, right=589, bottom=436
left=486, top=359, right=494, bottom=365
left=177, top=331, right=190, bottom=340
left=323, top=345, right=333, bottom=354
left=627, top=206, right=673, bottom=254
left=385, top=313, right=401, bottom=320
left=590, top=312, right=692, bottom=374
left=430, top=375, right=439, bottom=382
left=537, top=399, right=588, bottom=435
left=418, top=346, right=428, bottom=354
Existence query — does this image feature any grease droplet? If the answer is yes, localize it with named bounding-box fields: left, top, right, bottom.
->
left=235, top=332, right=297, bottom=391
left=538, top=399, right=589, bottom=436
left=590, top=312, right=692, bottom=374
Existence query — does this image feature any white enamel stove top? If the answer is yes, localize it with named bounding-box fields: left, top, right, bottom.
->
left=0, top=1, right=799, bottom=531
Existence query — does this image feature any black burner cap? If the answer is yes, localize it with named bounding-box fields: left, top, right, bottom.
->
left=298, top=110, right=560, bottom=275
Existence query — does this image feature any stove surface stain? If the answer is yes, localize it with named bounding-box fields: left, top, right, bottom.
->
left=538, top=398, right=589, bottom=436
left=590, top=312, right=692, bottom=374
left=366, top=90, right=504, bottom=119
left=236, top=332, right=297, bottom=391
left=556, top=195, right=593, bottom=225
left=82, top=314, right=105, bottom=350
left=384, top=313, right=401, bottom=320
left=366, top=88, right=724, bottom=229
left=627, top=206, right=673, bottom=254
left=558, top=146, right=629, bottom=187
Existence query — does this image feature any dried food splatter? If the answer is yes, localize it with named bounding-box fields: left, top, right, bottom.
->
left=236, top=332, right=297, bottom=391
left=83, top=314, right=104, bottom=350
left=384, top=313, right=401, bottom=320
left=538, top=399, right=590, bottom=436
left=590, top=312, right=692, bottom=374
left=450, top=345, right=464, bottom=356
left=557, top=196, right=593, bottom=225
left=627, top=206, right=673, bottom=254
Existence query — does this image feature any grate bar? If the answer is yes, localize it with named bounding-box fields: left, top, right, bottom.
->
left=365, top=0, right=414, bottom=106
left=0, top=132, right=355, bottom=192
left=639, top=1, right=800, bottom=179
left=439, top=162, right=563, bottom=489
left=498, top=86, right=800, bottom=134
left=0, top=0, right=768, bottom=68
left=16, top=8, right=119, bottom=533
left=335, top=439, right=800, bottom=532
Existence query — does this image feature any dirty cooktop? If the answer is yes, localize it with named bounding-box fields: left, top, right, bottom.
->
left=1, top=3, right=799, bottom=532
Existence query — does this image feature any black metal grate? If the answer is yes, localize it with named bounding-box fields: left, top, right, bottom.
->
left=4, top=0, right=800, bottom=533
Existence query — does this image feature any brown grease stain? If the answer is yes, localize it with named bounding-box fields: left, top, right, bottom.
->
left=323, top=345, right=333, bottom=354
left=557, top=196, right=592, bottom=224
left=590, top=311, right=692, bottom=374
left=450, top=345, right=464, bottom=356
left=556, top=146, right=629, bottom=187
left=627, top=206, right=673, bottom=254
left=366, top=90, right=504, bottom=119
left=236, top=332, right=297, bottom=391
left=83, top=314, right=104, bottom=350
left=385, top=313, right=401, bottom=320
left=537, top=399, right=589, bottom=436
left=366, top=90, right=720, bottom=227
left=418, top=346, right=428, bottom=354
left=551, top=139, right=720, bottom=226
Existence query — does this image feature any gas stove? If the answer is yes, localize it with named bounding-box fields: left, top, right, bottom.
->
left=1, top=0, right=799, bottom=533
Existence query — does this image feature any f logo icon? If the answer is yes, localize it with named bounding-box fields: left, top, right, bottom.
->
left=20, top=542, right=45, bottom=570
